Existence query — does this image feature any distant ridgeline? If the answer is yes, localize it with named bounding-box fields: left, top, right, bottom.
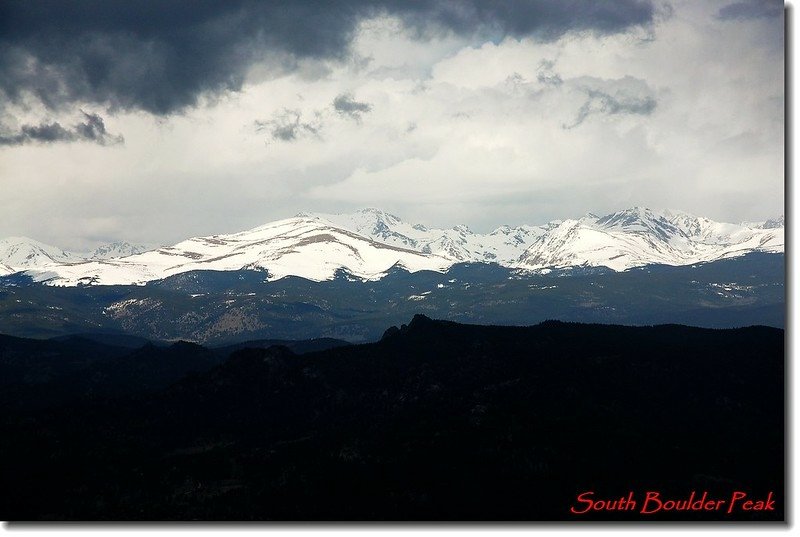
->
left=0, top=251, right=785, bottom=343
left=0, top=316, right=784, bottom=520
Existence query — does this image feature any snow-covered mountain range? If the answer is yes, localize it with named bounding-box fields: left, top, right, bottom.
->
left=305, top=209, right=548, bottom=265
left=300, top=207, right=783, bottom=272
left=0, top=207, right=783, bottom=286
left=516, top=208, right=783, bottom=271
left=0, top=238, right=148, bottom=276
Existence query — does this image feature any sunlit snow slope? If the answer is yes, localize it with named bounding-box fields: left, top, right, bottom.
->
left=21, top=217, right=452, bottom=286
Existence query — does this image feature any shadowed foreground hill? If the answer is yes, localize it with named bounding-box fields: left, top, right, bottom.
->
left=1, top=316, right=784, bottom=521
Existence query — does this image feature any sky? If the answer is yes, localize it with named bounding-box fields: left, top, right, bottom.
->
left=0, top=0, right=785, bottom=250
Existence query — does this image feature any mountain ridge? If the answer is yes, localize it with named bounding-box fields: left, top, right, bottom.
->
left=0, top=207, right=784, bottom=286
left=0, top=237, right=150, bottom=276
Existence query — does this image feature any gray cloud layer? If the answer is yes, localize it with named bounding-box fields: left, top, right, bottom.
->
left=565, top=76, right=658, bottom=129
left=256, top=93, right=374, bottom=143
left=256, top=109, right=322, bottom=143
left=717, top=0, right=783, bottom=20
left=0, top=0, right=661, bottom=117
left=0, top=112, right=123, bottom=146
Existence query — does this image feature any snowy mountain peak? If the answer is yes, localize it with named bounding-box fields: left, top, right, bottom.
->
left=358, top=207, right=402, bottom=220
left=595, top=208, right=685, bottom=243
left=0, top=236, right=79, bottom=269
left=89, top=241, right=150, bottom=260
left=597, top=206, right=661, bottom=226
left=762, top=215, right=784, bottom=229
left=490, top=225, right=512, bottom=235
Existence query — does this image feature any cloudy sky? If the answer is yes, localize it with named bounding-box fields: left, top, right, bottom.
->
left=0, top=0, right=784, bottom=250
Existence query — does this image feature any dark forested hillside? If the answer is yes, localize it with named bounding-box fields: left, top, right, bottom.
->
left=0, top=253, right=784, bottom=344
left=0, top=317, right=784, bottom=521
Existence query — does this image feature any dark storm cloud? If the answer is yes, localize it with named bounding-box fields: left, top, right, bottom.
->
left=333, top=93, right=373, bottom=121
left=255, top=109, right=322, bottom=143
left=717, top=0, right=783, bottom=21
left=564, top=77, right=657, bottom=129
left=0, top=0, right=662, bottom=117
left=0, top=112, right=123, bottom=146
